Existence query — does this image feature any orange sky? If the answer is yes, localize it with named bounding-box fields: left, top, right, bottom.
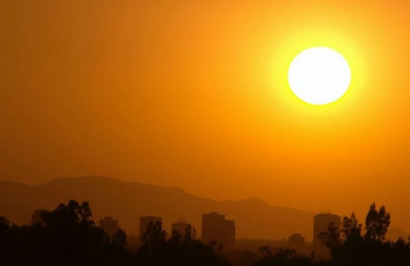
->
left=1, top=0, right=410, bottom=231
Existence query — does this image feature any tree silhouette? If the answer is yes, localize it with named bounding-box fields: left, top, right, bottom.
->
left=341, top=213, right=362, bottom=240
left=209, top=240, right=224, bottom=256
left=141, top=220, right=168, bottom=247
left=136, top=222, right=228, bottom=266
left=318, top=222, right=341, bottom=257
left=0, top=216, right=9, bottom=236
left=259, top=245, right=273, bottom=258
left=41, top=200, right=95, bottom=227
left=4, top=200, right=410, bottom=266
left=315, top=203, right=404, bottom=266
left=364, top=203, right=390, bottom=243
left=254, top=247, right=313, bottom=266
left=0, top=200, right=136, bottom=266
left=183, top=224, right=197, bottom=242
left=112, top=228, right=127, bottom=249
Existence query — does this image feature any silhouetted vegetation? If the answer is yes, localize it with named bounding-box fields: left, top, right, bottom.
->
left=1, top=201, right=410, bottom=266
left=254, top=247, right=313, bottom=266
left=0, top=200, right=135, bottom=266
left=254, top=203, right=410, bottom=266
left=313, top=203, right=410, bottom=266
left=136, top=220, right=228, bottom=266
left=0, top=200, right=228, bottom=266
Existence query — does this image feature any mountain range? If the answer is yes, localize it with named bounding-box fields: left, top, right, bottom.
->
left=0, top=176, right=407, bottom=241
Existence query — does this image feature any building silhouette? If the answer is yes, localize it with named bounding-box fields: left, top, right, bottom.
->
left=289, top=233, right=305, bottom=254
left=171, top=218, right=189, bottom=236
left=99, top=216, right=119, bottom=238
left=313, top=213, right=341, bottom=255
left=31, top=209, right=47, bottom=225
left=139, top=216, right=162, bottom=239
left=201, top=212, right=235, bottom=251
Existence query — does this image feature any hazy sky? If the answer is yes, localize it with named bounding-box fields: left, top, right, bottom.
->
left=1, top=0, right=410, bottom=231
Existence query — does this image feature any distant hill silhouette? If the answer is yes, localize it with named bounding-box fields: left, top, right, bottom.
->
left=0, top=176, right=376, bottom=241
left=386, top=227, right=410, bottom=241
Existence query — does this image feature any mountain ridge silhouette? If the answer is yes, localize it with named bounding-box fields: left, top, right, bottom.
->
left=0, top=176, right=407, bottom=241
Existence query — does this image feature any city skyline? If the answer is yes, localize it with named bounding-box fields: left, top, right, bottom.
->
left=25, top=194, right=393, bottom=258
left=23, top=201, right=393, bottom=258
left=1, top=176, right=408, bottom=242
left=28, top=206, right=322, bottom=255
left=0, top=198, right=400, bottom=265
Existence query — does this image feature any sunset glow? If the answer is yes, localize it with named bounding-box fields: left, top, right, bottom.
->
left=2, top=1, right=410, bottom=251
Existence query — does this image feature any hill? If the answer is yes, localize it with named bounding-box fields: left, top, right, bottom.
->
left=386, top=227, right=410, bottom=241
left=1, top=176, right=318, bottom=240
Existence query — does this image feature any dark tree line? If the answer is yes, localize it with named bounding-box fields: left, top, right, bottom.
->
left=0, top=200, right=133, bottom=266
left=136, top=220, right=228, bottom=266
left=1, top=201, right=410, bottom=266
left=0, top=200, right=228, bottom=266
left=316, top=203, right=410, bottom=266
left=256, top=203, right=410, bottom=266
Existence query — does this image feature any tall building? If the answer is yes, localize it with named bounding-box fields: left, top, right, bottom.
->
left=32, top=209, right=48, bottom=225
left=313, top=213, right=341, bottom=255
left=224, top=219, right=236, bottom=250
left=289, top=233, right=305, bottom=254
left=99, top=216, right=119, bottom=238
left=201, top=212, right=236, bottom=251
left=139, top=216, right=162, bottom=239
left=171, top=218, right=189, bottom=236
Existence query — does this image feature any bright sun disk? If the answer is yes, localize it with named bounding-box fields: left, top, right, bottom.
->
left=288, top=47, right=351, bottom=105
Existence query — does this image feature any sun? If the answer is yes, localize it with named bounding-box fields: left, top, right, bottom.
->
left=288, top=47, right=352, bottom=105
